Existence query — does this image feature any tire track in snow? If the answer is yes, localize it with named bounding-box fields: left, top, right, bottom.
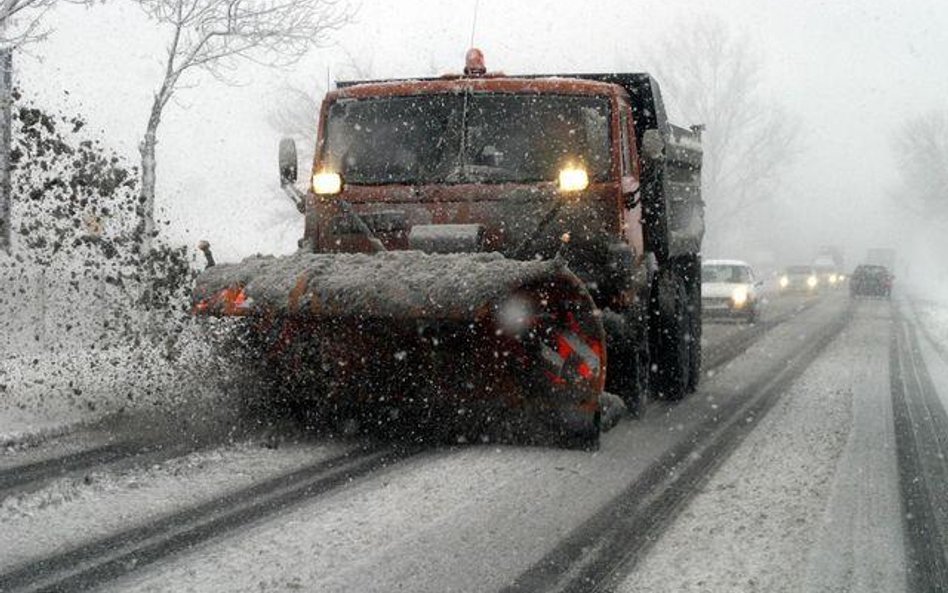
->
left=0, top=441, right=146, bottom=499
left=701, top=294, right=819, bottom=371
left=891, top=311, right=948, bottom=592
left=0, top=443, right=417, bottom=593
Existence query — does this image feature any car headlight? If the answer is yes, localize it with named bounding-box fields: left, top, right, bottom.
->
left=779, top=276, right=789, bottom=288
left=731, top=286, right=749, bottom=307
left=807, top=275, right=818, bottom=288
left=829, top=274, right=838, bottom=285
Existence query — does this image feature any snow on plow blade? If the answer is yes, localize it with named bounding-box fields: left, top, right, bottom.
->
left=192, top=251, right=605, bottom=432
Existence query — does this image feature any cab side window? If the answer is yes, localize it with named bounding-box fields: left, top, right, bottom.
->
left=619, top=107, right=632, bottom=176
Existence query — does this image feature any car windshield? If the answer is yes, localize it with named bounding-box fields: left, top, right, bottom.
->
left=703, top=265, right=751, bottom=283
left=323, top=93, right=612, bottom=184
left=786, top=266, right=813, bottom=274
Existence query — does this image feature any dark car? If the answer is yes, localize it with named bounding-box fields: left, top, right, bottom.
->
left=849, top=264, right=893, bottom=298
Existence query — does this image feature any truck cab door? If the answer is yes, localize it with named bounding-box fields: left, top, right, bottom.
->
left=618, top=103, right=644, bottom=260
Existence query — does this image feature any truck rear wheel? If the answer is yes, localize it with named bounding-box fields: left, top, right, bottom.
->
left=649, top=271, right=693, bottom=401
left=687, top=307, right=701, bottom=392
left=685, top=256, right=702, bottom=393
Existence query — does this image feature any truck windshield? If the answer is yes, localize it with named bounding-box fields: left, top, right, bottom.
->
left=323, top=93, right=612, bottom=185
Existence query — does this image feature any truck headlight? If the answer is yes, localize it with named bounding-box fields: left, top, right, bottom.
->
left=558, top=166, right=589, bottom=192
left=807, top=275, right=818, bottom=288
left=779, top=276, right=789, bottom=288
left=312, top=171, right=342, bottom=195
left=731, top=286, right=748, bottom=307
left=829, top=273, right=838, bottom=285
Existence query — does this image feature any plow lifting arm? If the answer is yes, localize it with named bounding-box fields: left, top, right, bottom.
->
left=336, top=199, right=387, bottom=253
left=281, top=183, right=307, bottom=214
left=280, top=178, right=385, bottom=254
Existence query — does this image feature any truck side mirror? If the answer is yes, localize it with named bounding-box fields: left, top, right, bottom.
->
left=278, top=138, right=298, bottom=186
left=641, top=129, right=665, bottom=161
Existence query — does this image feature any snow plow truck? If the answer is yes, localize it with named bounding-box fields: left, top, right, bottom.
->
left=192, top=50, right=704, bottom=448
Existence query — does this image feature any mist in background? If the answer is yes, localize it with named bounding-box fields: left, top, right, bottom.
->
left=16, top=0, right=948, bottom=295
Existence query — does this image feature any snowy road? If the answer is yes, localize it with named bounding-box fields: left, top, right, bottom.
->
left=1, top=291, right=946, bottom=592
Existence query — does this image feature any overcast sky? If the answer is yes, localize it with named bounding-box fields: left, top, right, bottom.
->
left=18, top=0, right=948, bottom=272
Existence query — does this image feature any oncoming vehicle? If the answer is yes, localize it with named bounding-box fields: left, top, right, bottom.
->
left=191, top=50, right=705, bottom=448
left=849, top=264, right=893, bottom=298
left=701, top=259, right=763, bottom=322
left=813, top=256, right=842, bottom=289
left=778, top=265, right=820, bottom=294
left=813, top=246, right=846, bottom=288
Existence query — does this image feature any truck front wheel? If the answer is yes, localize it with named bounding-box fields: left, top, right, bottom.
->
left=649, top=271, right=693, bottom=401
left=603, top=309, right=649, bottom=419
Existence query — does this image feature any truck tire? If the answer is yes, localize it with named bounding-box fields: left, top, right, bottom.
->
left=687, top=305, right=701, bottom=392
left=684, top=256, right=702, bottom=393
left=603, top=309, right=648, bottom=418
left=649, top=270, right=693, bottom=401
left=561, top=411, right=601, bottom=451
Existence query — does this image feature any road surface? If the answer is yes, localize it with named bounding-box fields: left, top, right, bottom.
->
left=1, top=290, right=946, bottom=593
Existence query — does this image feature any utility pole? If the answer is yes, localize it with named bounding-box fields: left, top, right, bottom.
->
left=0, top=47, right=11, bottom=254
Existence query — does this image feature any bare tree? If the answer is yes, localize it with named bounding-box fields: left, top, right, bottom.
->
left=893, top=110, right=948, bottom=222
left=134, top=0, right=353, bottom=252
left=648, top=16, right=798, bottom=253
left=0, top=0, right=61, bottom=48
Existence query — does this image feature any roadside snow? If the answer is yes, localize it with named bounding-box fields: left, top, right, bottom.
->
left=0, top=348, right=164, bottom=445
left=0, top=323, right=241, bottom=447
left=911, top=298, right=948, bottom=356
left=0, top=439, right=344, bottom=571
left=618, top=299, right=906, bottom=593
left=909, top=298, right=948, bottom=419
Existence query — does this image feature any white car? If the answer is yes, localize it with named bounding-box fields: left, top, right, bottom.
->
left=701, top=259, right=764, bottom=322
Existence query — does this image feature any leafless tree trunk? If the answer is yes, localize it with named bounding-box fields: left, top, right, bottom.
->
left=0, top=48, right=10, bottom=253
left=135, top=0, right=353, bottom=253
left=0, top=0, right=90, bottom=254
left=138, top=41, right=180, bottom=253
left=647, top=16, right=798, bottom=253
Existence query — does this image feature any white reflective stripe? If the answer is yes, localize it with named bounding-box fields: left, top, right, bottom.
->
left=561, top=331, right=601, bottom=374
left=540, top=343, right=565, bottom=373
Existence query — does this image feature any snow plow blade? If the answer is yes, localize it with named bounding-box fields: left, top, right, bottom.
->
left=192, top=251, right=605, bottom=439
